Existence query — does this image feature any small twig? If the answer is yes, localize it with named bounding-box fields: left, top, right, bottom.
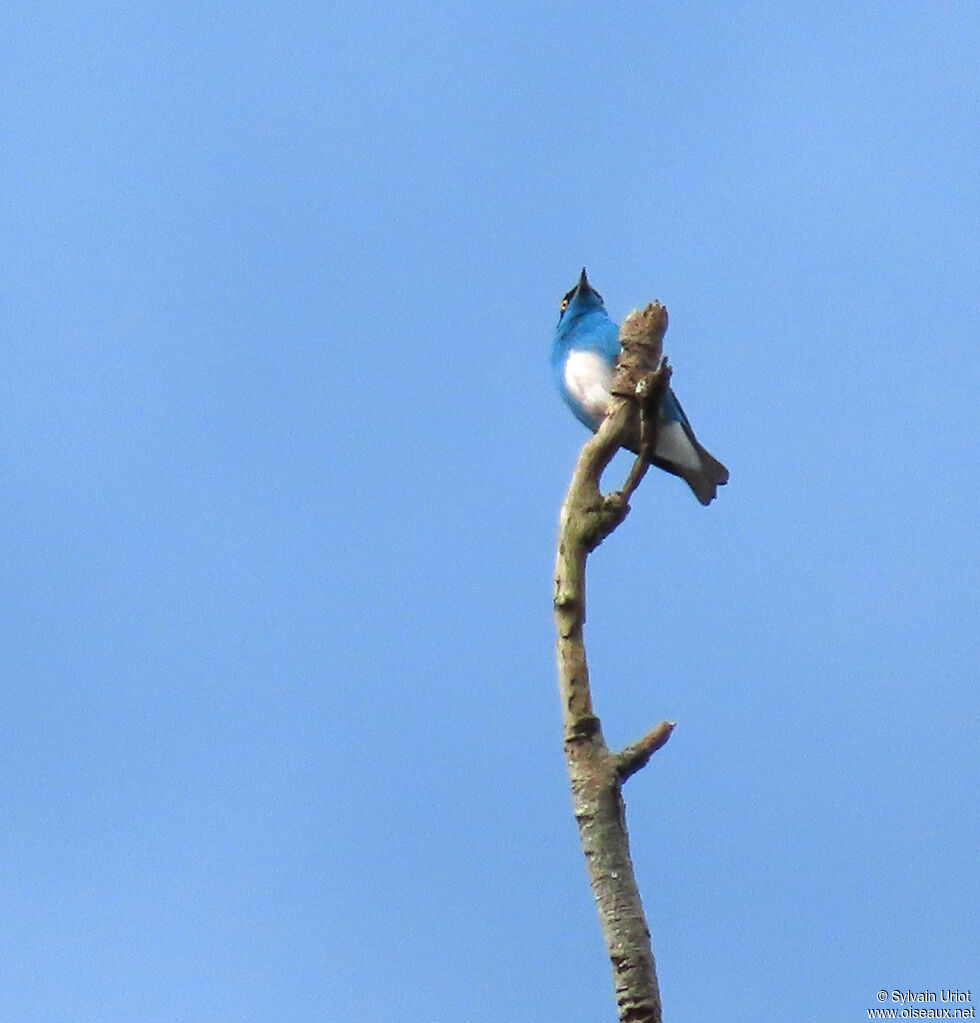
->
left=616, top=358, right=672, bottom=504
left=616, top=721, right=677, bottom=782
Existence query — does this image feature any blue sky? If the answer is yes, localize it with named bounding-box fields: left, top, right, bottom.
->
left=2, top=2, right=977, bottom=1021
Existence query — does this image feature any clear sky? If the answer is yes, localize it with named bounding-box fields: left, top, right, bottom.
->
left=3, top=3, right=977, bottom=1021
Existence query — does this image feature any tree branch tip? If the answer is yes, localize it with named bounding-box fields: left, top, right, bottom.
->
left=615, top=721, right=676, bottom=781
left=621, top=302, right=668, bottom=338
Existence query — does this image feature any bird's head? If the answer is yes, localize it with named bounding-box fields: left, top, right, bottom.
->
left=557, top=267, right=605, bottom=326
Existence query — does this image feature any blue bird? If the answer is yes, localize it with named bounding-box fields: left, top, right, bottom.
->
left=551, top=268, right=728, bottom=505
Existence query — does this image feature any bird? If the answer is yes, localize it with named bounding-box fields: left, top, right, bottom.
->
left=551, top=268, right=728, bottom=505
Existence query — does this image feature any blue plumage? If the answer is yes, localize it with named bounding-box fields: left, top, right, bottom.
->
left=551, top=268, right=728, bottom=505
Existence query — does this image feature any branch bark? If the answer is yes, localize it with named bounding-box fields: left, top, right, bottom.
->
left=553, top=302, right=675, bottom=1023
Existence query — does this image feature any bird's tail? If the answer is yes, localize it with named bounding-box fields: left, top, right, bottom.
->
left=645, top=417, right=729, bottom=506
left=665, top=443, right=729, bottom=506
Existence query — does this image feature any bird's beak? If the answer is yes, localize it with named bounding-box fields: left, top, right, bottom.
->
left=575, top=266, right=593, bottom=298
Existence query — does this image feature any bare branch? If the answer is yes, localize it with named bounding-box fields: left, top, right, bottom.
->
left=553, top=301, right=673, bottom=1023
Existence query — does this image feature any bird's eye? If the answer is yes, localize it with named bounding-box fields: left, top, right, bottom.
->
left=559, top=298, right=569, bottom=312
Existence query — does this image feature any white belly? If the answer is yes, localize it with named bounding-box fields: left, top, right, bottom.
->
left=564, top=350, right=612, bottom=424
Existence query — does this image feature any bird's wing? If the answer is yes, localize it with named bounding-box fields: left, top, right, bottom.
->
left=649, top=389, right=729, bottom=505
